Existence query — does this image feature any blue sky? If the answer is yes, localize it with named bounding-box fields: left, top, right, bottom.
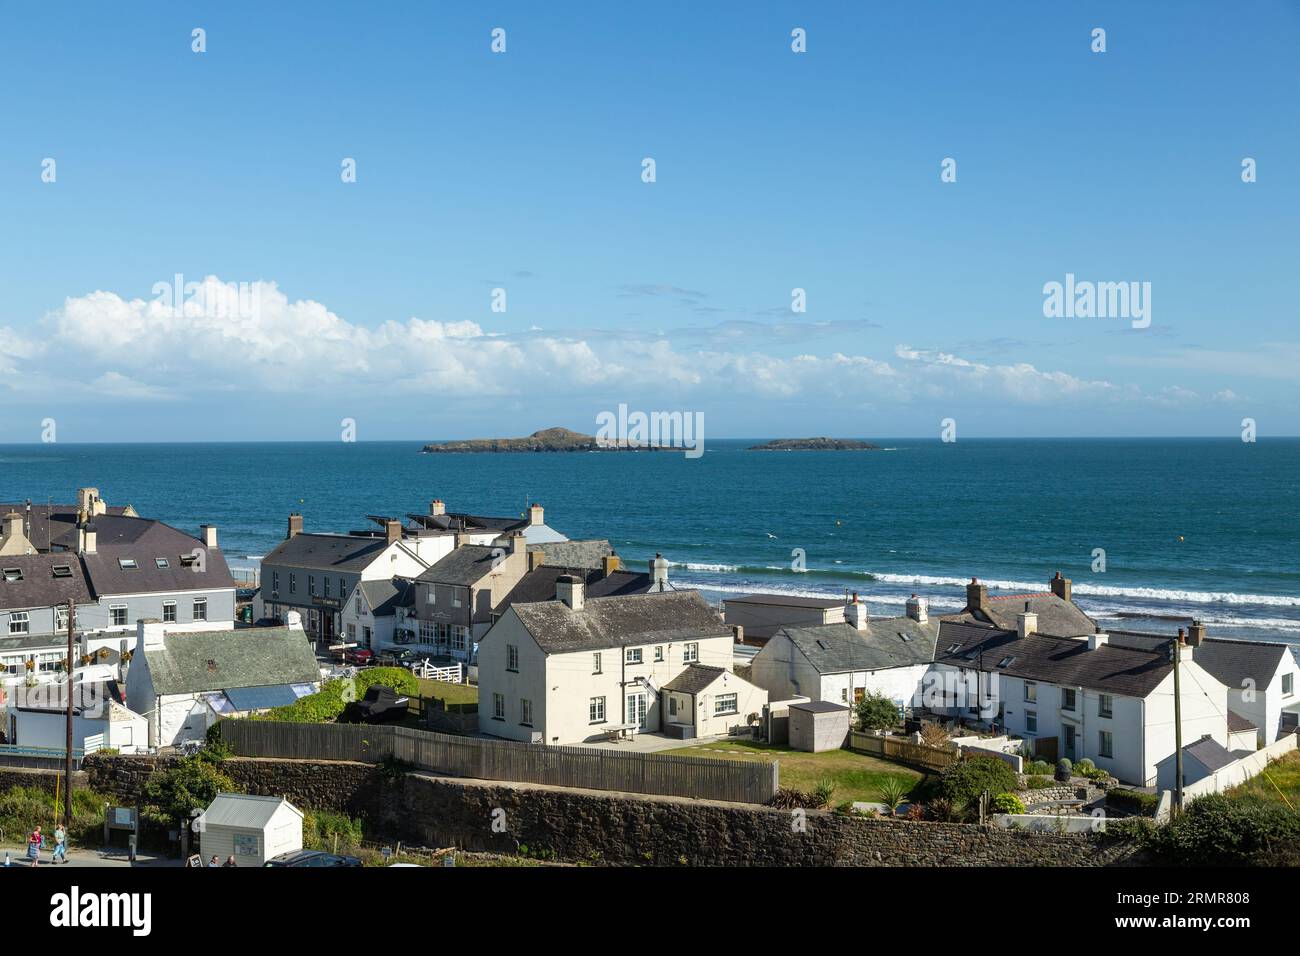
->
left=1, top=0, right=1297, bottom=441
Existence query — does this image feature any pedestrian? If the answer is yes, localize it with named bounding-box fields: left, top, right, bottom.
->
left=222, top=855, right=236, bottom=868
left=27, top=826, right=42, bottom=867
left=52, top=825, right=68, bottom=864
left=207, top=855, right=220, bottom=867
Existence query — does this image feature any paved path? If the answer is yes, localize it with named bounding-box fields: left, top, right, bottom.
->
left=0, top=844, right=180, bottom=868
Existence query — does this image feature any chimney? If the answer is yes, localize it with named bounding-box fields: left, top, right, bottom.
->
left=286, top=610, right=304, bottom=631
left=1050, top=571, right=1072, bottom=602
left=287, top=513, right=303, bottom=539
left=429, top=499, right=446, bottom=516
left=77, top=487, right=103, bottom=517
left=602, top=553, right=621, bottom=577
left=508, top=532, right=527, bottom=557
left=385, top=519, right=402, bottom=546
left=528, top=549, right=545, bottom=571
left=1016, top=601, right=1037, bottom=640
left=136, top=617, right=166, bottom=652
left=556, top=574, right=584, bottom=611
left=731, top=624, right=744, bottom=644
left=1187, top=621, right=1206, bottom=647
left=1088, top=631, right=1109, bottom=651
left=529, top=503, right=544, bottom=526
left=81, top=521, right=97, bottom=555
left=1177, top=627, right=1187, bottom=645
left=905, top=593, right=928, bottom=623
left=966, top=577, right=987, bottom=613
left=2, top=511, right=21, bottom=540
left=650, top=553, right=669, bottom=591
left=201, top=524, right=218, bottom=549
left=846, top=592, right=869, bottom=631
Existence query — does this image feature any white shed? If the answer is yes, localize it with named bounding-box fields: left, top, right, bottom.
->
left=198, top=793, right=303, bottom=867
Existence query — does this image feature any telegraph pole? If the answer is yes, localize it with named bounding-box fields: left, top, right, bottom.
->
left=64, top=597, right=74, bottom=829
left=1172, top=628, right=1184, bottom=817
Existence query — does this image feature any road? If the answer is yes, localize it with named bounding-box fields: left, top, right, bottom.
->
left=0, top=844, right=181, bottom=868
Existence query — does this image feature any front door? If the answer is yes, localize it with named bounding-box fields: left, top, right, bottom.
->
left=626, top=693, right=648, bottom=730
left=1063, top=725, right=1077, bottom=761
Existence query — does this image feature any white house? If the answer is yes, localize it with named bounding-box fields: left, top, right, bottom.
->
left=931, top=617, right=1232, bottom=789
left=198, top=793, right=303, bottom=867
left=7, top=680, right=148, bottom=755
left=476, top=580, right=766, bottom=745
left=125, top=615, right=321, bottom=748
left=749, top=594, right=938, bottom=709
left=340, top=577, right=413, bottom=650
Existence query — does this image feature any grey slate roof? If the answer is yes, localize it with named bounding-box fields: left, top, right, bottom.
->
left=955, top=592, right=1096, bottom=638
left=15, top=680, right=124, bottom=715
left=0, top=553, right=93, bottom=611
left=663, top=663, right=726, bottom=695
left=1227, top=710, right=1257, bottom=733
left=498, top=566, right=652, bottom=612
left=1107, top=631, right=1291, bottom=690
left=416, top=545, right=502, bottom=586
left=1183, top=736, right=1239, bottom=773
left=725, top=593, right=845, bottom=609
left=0, top=503, right=134, bottom=552
left=527, top=539, right=613, bottom=570
left=508, top=589, right=729, bottom=655
left=357, top=578, right=413, bottom=617
left=79, top=516, right=235, bottom=597
left=789, top=700, right=851, bottom=715
left=407, top=511, right=527, bottom=534
left=779, top=616, right=939, bottom=674
left=142, top=626, right=321, bottom=695
left=935, top=620, right=1173, bottom=698
left=261, top=533, right=389, bottom=574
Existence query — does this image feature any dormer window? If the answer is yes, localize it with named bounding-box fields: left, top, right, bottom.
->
left=2, top=568, right=23, bottom=582
left=155, top=557, right=170, bottom=569
left=118, top=558, right=138, bottom=570
left=51, top=565, right=72, bottom=578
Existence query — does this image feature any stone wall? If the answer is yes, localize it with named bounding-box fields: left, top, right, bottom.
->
left=78, top=755, right=1138, bottom=866
left=0, top=766, right=86, bottom=796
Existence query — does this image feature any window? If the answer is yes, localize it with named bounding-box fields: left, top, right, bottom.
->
left=1284, top=674, right=1294, bottom=698
left=356, top=595, right=365, bottom=615
left=625, top=647, right=642, bottom=664
left=289, top=574, right=297, bottom=594
left=192, top=598, right=207, bottom=621
left=654, top=646, right=664, bottom=661
left=1099, top=694, right=1113, bottom=718
left=1062, top=688, right=1077, bottom=712
left=841, top=688, right=848, bottom=703
left=492, top=693, right=505, bottom=720
left=272, top=571, right=279, bottom=591
left=155, top=558, right=170, bottom=569
left=592, top=652, right=602, bottom=674
left=452, top=591, right=463, bottom=609
left=419, top=621, right=438, bottom=644
left=669, top=697, right=677, bottom=716
left=8, top=612, right=29, bottom=635
left=683, top=643, right=698, bottom=663
left=589, top=696, right=606, bottom=723
left=117, top=558, right=138, bottom=571
left=339, top=578, right=346, bottom=599
left=1099, top=731, right=1113, bottom=758
left=51, top=565, right=72, bottom=578
left=111, top=605, right=128, bottom=627
left=1025, top=710, right=1037, bottom=734
left=162, top=601, right=177, bottom=623
left=309, top=575, right=316, bottom=596
left=347, top=623, right=356, bottom=641
left=324, top=577, right=331, bottom=598
left=2, top=568, right=22, bottom=582
left=452, top=627, right=467, bottom=652
left=55, top=606, right=68, bottom=630
left=506, top=644, right=519, bottom=672
left=714, top=693, right=738, bottom=716
left=520, top=698, right=533, bottom=726
left=427, top=587, right=436, bottom=605
left=1024, top=681, right=1037, bottom=702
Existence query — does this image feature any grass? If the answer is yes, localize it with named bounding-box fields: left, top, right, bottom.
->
left=416, top=679, right=478, bottom=713
left=665, top=739, right=932, bottom=805
left=1227, top=751, right=1300, bottom=809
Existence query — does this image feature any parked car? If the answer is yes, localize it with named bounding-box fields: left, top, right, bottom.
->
left=336, top=647, right=374, bottom=666
left=263, top=849, right=363, bottom=868
left=376, top=647, right=419, bottom=667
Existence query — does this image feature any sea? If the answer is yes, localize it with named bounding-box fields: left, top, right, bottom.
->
left=1, top=438, right=1297, bottom=648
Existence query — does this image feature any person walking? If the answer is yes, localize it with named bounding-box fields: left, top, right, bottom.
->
left=207, top=855, right=220, bottom=867
left=26, top=826, right=43, bottom=867
left=52, top=825, right=68, bottom=864
left=222, top=855, right=236, bottom=867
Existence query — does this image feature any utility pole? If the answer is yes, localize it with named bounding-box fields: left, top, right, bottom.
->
left=1172, top=628, right=1184, bottom=817
left=64, top=597, right=75, bottom=829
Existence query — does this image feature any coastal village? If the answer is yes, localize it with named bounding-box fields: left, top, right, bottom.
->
left=1, top=485, right=1297, bottom=867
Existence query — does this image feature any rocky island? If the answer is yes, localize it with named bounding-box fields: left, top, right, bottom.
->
left=421, top=427, right=604, bottom=453
left=748, top=437, right=882, bottom=451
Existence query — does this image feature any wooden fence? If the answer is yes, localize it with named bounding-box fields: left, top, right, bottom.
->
left=848, top=730, right=959, bottom=772
left=219, top=720, right=778, bottom=804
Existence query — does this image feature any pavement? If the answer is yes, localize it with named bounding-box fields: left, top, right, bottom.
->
left=0, top=844, right=181, bottom=868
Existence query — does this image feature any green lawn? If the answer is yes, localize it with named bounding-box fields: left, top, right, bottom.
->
left=416, top=679, right=478, bottom=713
left=664, top=739, right=932, bottom=805
left=1228, top=751, right=1300, bottom=808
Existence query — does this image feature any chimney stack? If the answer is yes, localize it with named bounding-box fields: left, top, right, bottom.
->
left=528, top=549, right=545, bottom=571
left=731, top=624, right=744, bottom=644
left=429, top=499, right=446, bottom=517
left=385, top=519, right=402, bottom=546
left=651, top=553, right=669, bottom=591
left=81, top=521, right=98, bottom=555
left=1088, top=631, right=1109, bottom=650
left=602, top=553, right=621, bottom=578
left=846, top=592, right=869, bottom=631
left=287, top=513, right=303, bottom=539
left=556, top=574, right=584, bottom=611
left=136, top=617, right=166, bottom=652
left=528, top=503, right=544, bottom=526
left=966, top=577, right=987, bottom=613
left=1187, top=621, right=1206, bottom=647
left=905, top=593, right=928, bottom=623
left=1016, top=601, right=1037, bottom=640
left=1050, top=571, right=1072, bottom=602
left=201, top=524, right=219, bottom=550
left=1177, top=627, right=1187, bottom=645
left=510, top=531, right=527, bottom=555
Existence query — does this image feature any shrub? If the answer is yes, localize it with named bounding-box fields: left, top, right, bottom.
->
left=1075, top=758, right=1095, bottom=774
left=937, top=756, right=1019, bottom=804
left=1055, top=758, right=1073, bottom=782
left=919, top=721, right=949, bottom=748
left=811, top=777, right=837, bottom=809
left=1106, top=788, right=1161, bottom=816
left=257, top=667, right=417, bottom=724
left=876, top=777, right=910, bottom=815
left=1024, top=775, right=1055, bottom=790
left=303, top=809, right=363, bottom=852
left=143, top=755, right=240, bottom=824
left=0, top=785, right=110, bottom=847
left=989, top=792, right=1026, bottom=815
left=925, top=797, right=968, bottom=823
left=1150, top=794, right=1300, bottom=865
left=1024, top=760, right=1053, bottom=776
left=855, top=691, right=899, bottom=732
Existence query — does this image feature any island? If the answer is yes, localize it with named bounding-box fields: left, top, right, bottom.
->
left=748, top=438, right=882, bottom=451
left=421, top=427, right=604, bottom=453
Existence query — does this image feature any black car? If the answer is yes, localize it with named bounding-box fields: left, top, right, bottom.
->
left=351, top=685, right=411, bottom=724
left=263, top=849, right=363, bottom=868
left=376, top=648, right=419, bottom=667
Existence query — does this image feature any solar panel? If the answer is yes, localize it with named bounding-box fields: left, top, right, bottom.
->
left=224, top=684, right=300, bottom=712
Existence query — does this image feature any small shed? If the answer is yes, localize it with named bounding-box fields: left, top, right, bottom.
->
left=788, top=700, right=851, bottom=753
left=199, top=793, right=303, bottom=867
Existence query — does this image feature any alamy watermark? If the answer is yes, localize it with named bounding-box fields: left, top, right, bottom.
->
left=1042, top=273, right=1150, bottom=329
left=595, top=404, right=704, bottom=459
left=152, top=274, right=261, bottom=321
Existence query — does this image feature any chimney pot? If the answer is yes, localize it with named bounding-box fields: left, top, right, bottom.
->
left=528, top=503, right=544, bottom=526
left=846, top=599, right=869, bottom=631
left=651, top=553, right=669, bottom=591
left=385, top=519, right=402, bottom=546
left=966, top=577, right=988, bottom=613
left=556, top=574, right=585, bottom=610
left=201, top=524, right=218, bottom=550
left=905, top=594, right=928, bottom=623
left=1049, top=571, right=1073, bottom=602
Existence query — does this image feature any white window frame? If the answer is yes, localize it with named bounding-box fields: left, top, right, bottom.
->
left=506, top=644, right=519, bottom=672
left=192, top=598, right=207, bottom=621
left=589, top=696, right=606, bottom=724
left=714, top=693, right=738, bottom=716
left=8, top=612, right=29, bottom=635
left=683, top=643, right=698, bottom=663
left=1099, top=730, right=1113, bottom=758
left=1098, top=694, right=1113, bottom=719
left=1024, top=681, right=1037, bottom=702
left=110, top=604, right=128, bottom=627
left=492, top=693, right=505, bottom=720
left=592, top=652, right=602, bottom=674
left=520, top=698, right=533, bottom=727
left=1025, top=709, right=1037, bottom=734
left=625, top=647, right=642, bottom=664
left=162, top=601, right=177, bottom=623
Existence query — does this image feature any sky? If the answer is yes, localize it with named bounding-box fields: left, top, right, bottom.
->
left=0, top=0, right=1297, bottom=442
